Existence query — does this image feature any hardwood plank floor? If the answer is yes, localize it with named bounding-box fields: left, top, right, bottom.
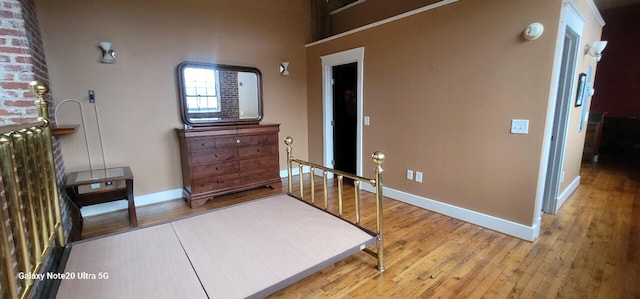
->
left=81, top=155, right=639, bottom=298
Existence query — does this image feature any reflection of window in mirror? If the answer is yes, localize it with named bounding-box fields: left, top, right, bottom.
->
left=183, top=68, right=220, bottom=114
left=178, top=62, right=263, bottom=126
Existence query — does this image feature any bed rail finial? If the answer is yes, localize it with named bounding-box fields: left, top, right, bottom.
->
left=29, top=81, right=51, bottom=122
left=28, top=81, right=49, bottom=99
left=372, top=151, right=384, bottom=169
left=284, top=136, right=293, bottom=147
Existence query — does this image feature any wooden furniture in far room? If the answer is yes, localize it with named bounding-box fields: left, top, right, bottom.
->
left=176, top=123, right=281, bottom=208
left=582, top=112, right=605, bottom=162
left=65, top=166, right=137, bottom=241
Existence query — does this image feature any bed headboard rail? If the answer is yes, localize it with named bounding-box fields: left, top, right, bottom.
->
left=0, top=81, right=65, bottom=299
left=284, top=136, right=385, bottom=272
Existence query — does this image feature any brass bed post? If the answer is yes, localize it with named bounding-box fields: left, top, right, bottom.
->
left=285, top=136, right=293, bottom=195
left=30, top=81, right=65, bottom=247
left=372, top=151, right=385, bottom=272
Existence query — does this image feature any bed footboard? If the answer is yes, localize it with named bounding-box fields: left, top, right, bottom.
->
left=0, top=82, right=65, bottom=298
left=284, top=137, right=385, bottom=272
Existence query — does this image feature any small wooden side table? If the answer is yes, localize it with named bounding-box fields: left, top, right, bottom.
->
left=65, top=166, right=137, bottom=241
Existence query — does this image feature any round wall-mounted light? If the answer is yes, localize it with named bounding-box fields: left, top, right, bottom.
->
left=523, top=22, right=544, bottom=41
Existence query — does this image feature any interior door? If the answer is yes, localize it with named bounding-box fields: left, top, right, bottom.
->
left=542, top=5, right=584, bottom=214
left=332, top=63, right=358, bottom=174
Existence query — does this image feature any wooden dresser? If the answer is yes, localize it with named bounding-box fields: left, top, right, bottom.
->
left=176, top=124, right=281, bottom=208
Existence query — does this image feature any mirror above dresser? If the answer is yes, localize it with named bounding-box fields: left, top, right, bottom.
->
left=177, top=61, right=263, bottom=127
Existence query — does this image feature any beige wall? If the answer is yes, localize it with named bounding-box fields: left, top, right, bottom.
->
left=307, top=0, right=602, bottom=227
left=36, top=0, right=310, bottom=196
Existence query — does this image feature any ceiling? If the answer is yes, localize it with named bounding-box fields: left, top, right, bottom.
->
left=326, top=0, right=640, bottom=12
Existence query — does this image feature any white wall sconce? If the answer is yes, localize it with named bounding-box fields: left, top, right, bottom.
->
left=584, top=41, right=608, bottom=62
left=523, top=22, right=544, bottom=40
left=279, top=62, right=289, bottom=76
left=99, top=42, right=116, bottom=63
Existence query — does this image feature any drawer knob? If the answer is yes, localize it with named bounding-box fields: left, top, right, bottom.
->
left=236, top=139, right=241, bottom=144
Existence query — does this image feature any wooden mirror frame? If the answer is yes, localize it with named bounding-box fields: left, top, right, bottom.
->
left=177, top=61, right=263, bottom=127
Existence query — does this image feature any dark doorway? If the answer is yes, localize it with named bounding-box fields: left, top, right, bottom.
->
left=332, top=62, right=357, bottom=175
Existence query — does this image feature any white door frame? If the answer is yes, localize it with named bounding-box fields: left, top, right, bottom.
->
left=320, top=47, right=365, bottom=176
left=535, top=2, right=586, bottom=225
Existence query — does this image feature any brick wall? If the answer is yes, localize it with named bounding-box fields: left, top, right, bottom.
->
left=0, top=0, right=72, bottom=295
left=219, top=70, right=240, bottom=119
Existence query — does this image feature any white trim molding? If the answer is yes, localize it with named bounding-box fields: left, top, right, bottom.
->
left=81, top=188, right=183, bottom=217
left=306, top=0, right=458, bottom=47
left=331, top=0, right=366, bottom=15
left=320, top=47, right=365, bottom=177
left=583, top=0, right=606, bottom=26
left=555, top=176, right=581, bottom=213
left=363, top=185, right=540, bottom=241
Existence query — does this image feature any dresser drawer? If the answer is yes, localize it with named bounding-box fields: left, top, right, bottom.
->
left=188, top=139, right=217, bottom=151
left=257, top=134, right=278, bottom=145
left=192, top=173, right=241, bottom=193
left=192, top=161, right=239, bottom=179
left=191, top=149, right=237, bottom=165
left=239, top=156, right=279, bottom=172
left=217, top=136, right=259, bottom=148
left=239, top=144, right=278, bottom=159
left=241, top=167, right=280, bottom=184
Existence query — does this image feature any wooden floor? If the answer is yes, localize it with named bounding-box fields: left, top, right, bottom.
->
left=81, top=154, right=639, bottom=298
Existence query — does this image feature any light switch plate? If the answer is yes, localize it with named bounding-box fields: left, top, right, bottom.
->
left=511, top=119, right=529, bottom=134
left=364, top=116, right=370, bottom=126
left=415, top=171, right=423, bottom=183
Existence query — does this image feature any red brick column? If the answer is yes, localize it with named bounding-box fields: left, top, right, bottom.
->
left=0, top=2, right=71, bottom=295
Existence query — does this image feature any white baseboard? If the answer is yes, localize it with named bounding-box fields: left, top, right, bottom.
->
left=279, top=166, right=312, bottom=178
left=363, top=184, right=539, bottom=241
left=555, top=175, right=581, bottom=213
left=81, top=188, right=183, bottom=218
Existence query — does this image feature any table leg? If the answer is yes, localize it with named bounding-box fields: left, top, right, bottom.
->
left=65, top=188, right=83, bottom=242
left=126, top=178, right=138, bottom=227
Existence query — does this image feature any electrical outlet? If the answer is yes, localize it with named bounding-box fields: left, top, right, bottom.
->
left=407, top=170, right=413, bottom=180
left=415, top=171, right=423, bottom=183
left=510, top=119, right=529, bottom=134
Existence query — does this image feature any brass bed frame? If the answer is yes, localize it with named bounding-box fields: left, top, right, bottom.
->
left=0, top=81, right=65, bottom=299
left=0, top=81, right=385, bottom=298
left=284, top=137, right=385, bottom=272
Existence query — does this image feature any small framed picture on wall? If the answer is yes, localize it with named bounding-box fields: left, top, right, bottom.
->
left=575, top=73, right=587, bottom=107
